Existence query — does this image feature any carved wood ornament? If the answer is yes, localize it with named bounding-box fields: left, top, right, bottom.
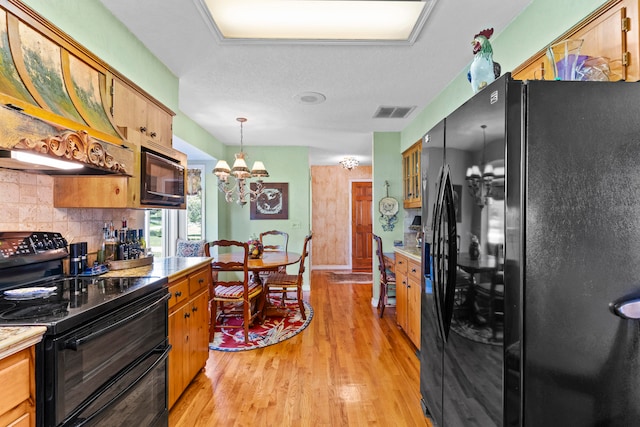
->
left=15, top=129, right=128, bottom=173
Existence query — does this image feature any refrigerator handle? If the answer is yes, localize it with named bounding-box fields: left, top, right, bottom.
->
left=431, top=166, right=447, bottom=341
left=610, top=298, right=640, bottom=319
left=440, top=170, right=458, bottom=340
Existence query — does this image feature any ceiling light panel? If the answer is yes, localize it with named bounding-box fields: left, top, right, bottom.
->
left=202, top=0, right=429, bottom=41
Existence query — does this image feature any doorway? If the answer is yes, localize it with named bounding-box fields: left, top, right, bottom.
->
left=351, top=181, right=372, bottom=272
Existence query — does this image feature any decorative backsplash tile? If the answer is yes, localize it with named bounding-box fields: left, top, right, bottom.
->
left=0, top=169, right=143, bottom=256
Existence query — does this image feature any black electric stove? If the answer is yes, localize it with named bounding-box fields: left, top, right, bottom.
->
left=0, top=231, right=171, bottom=427
left=0, top=231, right=167, bottom=334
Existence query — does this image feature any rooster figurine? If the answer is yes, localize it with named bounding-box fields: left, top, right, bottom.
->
left=468, top=28, right=501, bottom=93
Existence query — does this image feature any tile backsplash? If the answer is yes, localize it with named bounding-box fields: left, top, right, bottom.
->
left=1, top=169, right=144, bottom=257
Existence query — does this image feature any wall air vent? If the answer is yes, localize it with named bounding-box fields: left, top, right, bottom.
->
left=373, top=105, right=416, bottom=119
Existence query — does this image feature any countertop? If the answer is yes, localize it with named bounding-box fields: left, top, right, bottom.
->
left=101, top=256, right=212, bottom=281
left=394, top=246, right=421, bottom=262
left=0, top=326, right=46, bottom=359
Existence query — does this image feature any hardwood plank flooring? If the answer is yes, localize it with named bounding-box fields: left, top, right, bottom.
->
left=169, top=270, right=431, bottom=426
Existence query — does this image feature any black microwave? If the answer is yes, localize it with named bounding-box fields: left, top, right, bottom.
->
left=140, top=148, right=186, bottom=207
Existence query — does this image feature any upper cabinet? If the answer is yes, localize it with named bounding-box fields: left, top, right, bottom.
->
left=513, top=0, right=638, bottom=82
left=111, top=78, right=174, bottom=149
left=402, top=140, right=422, bottom=209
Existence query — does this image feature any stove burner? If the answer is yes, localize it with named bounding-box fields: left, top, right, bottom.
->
left=0, top=301, right=68, bottom=320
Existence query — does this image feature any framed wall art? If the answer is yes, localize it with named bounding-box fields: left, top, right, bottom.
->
left=250, top=182, right=289, bottom=220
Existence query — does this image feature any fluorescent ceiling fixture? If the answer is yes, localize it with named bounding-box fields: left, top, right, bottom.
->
left=200, top=0, right=431, bottom=42
left=11, top=151, right=83, bottom=170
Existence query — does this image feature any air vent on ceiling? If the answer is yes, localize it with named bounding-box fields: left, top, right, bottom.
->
left=373, top=105, right=416, bottom=119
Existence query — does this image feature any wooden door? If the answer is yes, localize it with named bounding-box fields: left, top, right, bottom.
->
left=351, top=181, right=372, bottom=272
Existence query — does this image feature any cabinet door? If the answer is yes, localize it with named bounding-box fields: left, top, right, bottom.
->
left=396, top=271, right=408, bottom=331
left=407, top=274, right=421, bottom=348
left=0, top=348, right=33, bottom=427
left=403, top=141, right=422, bottom=208
left=112, top=78, right=146, bottom=142
left=53, top=176, right=129, bottom=208
left=145, top=101, right=173, bottom=148
left=188, top=290, right=209, bottom=380
left=168, top=305, right=188, bottom=409
left=513, top=0, right=632, bottom=81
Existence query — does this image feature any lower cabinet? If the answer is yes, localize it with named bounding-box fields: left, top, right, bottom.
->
left=394, top=252, right=421, bottom=349
left=167, top=264, right=211, bottom=409
left=0, top=347, right=35, bottom=427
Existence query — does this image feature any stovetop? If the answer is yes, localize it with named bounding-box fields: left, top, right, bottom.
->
left=0, top=275, right=168, bottom=335
left=0, top=231, right=170, bottom=336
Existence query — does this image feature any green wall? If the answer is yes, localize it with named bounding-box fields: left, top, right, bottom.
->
left=372, top=132, right=403, bottom=301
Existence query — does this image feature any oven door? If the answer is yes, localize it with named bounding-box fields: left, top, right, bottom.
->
left=43, top=288, right=169, bottom=427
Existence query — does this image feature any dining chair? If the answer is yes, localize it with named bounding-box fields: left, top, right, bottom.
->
left=205, top=240, right=263, bottom=344
left=264, top=233, right=312, bottom=319
left=373, top=234, right=396, bottom=318
left=258, top=230, right=290, bottom=283
left=259, top=230, right=289, bottom=252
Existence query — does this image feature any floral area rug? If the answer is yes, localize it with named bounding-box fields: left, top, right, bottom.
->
left=209, top=299, right=313, bottom=352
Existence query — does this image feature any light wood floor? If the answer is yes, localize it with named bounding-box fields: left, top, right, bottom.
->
left=169, top=270, right=431, bottom=426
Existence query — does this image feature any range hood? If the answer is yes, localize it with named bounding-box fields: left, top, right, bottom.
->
left=0, top=104, right=132, bottom=175
left=0, top=1, right=133, bottom=176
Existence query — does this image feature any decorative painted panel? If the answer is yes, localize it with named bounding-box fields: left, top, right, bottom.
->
left=67, top=54, right=119, bottom=138
left=18, top=21, right=85, bottom=123
left=0, top=11, right=34, bottom=104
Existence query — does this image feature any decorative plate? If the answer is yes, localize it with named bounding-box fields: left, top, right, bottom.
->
left=4, top=287, right=57, bottom=300
left=379, top=197, right=399, bottom=216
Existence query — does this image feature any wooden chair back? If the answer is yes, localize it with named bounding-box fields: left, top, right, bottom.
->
left=296, top=233, right=313, bottom=280
left=259, top=230, right=289, bottom=252
left=373, top=234, right=392, bottom=284
left=205, top=239, right=250, bottom=289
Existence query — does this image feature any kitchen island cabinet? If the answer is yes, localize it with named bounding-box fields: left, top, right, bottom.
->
left=0, top=326, right=46, bottom=427
left=394, top=247, right=421, bottom=349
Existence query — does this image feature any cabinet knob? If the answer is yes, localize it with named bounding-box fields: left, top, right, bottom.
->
left=175, top=291, right=182, bottom=298
left=184, top=312, right=190, bottom=318
left=139, top=126, right=147, bottom=133
left=150, top=131, right=157, bottom=138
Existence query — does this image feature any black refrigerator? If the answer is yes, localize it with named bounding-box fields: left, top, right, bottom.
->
left=420, top=73, right=640, bottom=426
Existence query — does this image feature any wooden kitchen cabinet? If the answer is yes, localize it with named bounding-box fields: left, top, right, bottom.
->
left=167, top=264, right=211, bottom=410
left=394, top=252, right=421, bottom=349
left=0, top=347, right=35, bottom=427
left=402, top=140, right=422, bottom=209
left=513, top=0, right=638, bottom=82
left=111, top=78, right=174, bottom=149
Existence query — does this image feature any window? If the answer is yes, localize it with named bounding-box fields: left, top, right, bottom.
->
left=146, top=209, right=164, bottom=257
left=186, top=166, right=204, bottom=240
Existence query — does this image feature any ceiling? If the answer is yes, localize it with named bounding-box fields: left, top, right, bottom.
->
left=99, top=0, right=532, bottom=166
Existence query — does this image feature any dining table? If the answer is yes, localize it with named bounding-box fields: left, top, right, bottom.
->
left=212, top=250, right=301, bottom=276
left=211, top=250, right=301, bottom=317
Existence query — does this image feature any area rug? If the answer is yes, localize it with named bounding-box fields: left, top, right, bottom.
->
left=209, top=300, right=313, bottom=352
left=328, top=271, right=373, bottom=284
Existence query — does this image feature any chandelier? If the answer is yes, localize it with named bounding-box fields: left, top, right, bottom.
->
left=465, top=124, right=495, bottom=208
left=340, top=156, right=359, bottom=170
left=213, top=117, right=269, bottom=206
